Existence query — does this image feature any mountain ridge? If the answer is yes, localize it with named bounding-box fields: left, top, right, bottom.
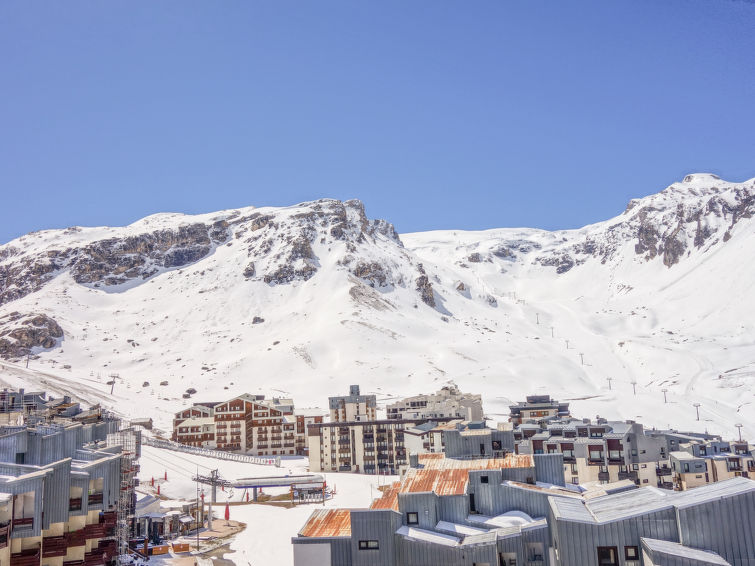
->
left=0, top=174, right=753, bottom=438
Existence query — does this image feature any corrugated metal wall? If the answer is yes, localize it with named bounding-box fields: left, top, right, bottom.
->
left=677, top=490, right=755, bottom=566
left=551, top=508, right=679, bottom=566
left=292, top=536, right=353, bottom=566
left=350, top=509, right=401, bottom=566
left=534, top=453, right=565, bottom=486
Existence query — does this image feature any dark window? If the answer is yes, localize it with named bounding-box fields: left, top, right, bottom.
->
left=469, top=493, right=477, bottom=513
left=358, top=540, right=379, bottom=550
left=624, top=546, right=639, bottom=559
left=597, top=546, right=618, bottom=566
left=406, top=512, right=418, bottom=525
left=480, top=475, right=489, bottom=484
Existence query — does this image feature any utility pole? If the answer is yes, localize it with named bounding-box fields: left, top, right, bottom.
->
left=550, top=326, right=554, bottom=338
left=579, top=352, right=585, bottom=365
left=535, top=313, right=540, bottom=325
left=631, top=380, right=637, bottom=395
left=26, top=352, right=30, bottom=369
left=693, top=403, right=701, bottom=421
left=662, top=388, right=668, bottom=404
left=565, top=339, right=570, bottom=349
left=606, top=377, right=613, bottom=391
left=735, top=423, right=743, bottom=442
left=195, top=466, right=200, bottom=554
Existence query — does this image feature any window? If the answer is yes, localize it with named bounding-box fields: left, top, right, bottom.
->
left=597, top=546, right=618, bottom=566
left=632, top=464, right=639, bottom=470
left=480, top=475, right=489, bottom=484
left=358, top=540, right=379, bottom=550
left=624, top=546, right=639, bottom=559
left=406, top=512, right=418, bottom=525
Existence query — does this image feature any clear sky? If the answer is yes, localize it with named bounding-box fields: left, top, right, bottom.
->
left=1, top=1, right=754, bottom=243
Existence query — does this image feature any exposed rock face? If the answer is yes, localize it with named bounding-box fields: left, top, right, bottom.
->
left=0, top=222, right=230, bottom=304
left=534, top=177, right=754, bottom=272
left=352, top=262, right=388, bottom=288
left=0, top=312, right=63, bottom=359
left=0, top=198, right=405, bottom=299
left=415, top=264, right=435, bottom=307
left=467, top=253, right=482, bottom=263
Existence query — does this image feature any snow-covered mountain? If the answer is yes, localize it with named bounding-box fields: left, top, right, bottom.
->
left=0, top=174, right=753, bottom=438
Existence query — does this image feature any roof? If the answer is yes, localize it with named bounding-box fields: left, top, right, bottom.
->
left=370, top=482, right=400, bottom=510
left=400, top=468, right=469, bottom=496
left=396, top=525, right=460, bottom=547
left=551, top=477, right=755, bottom=524
left=298, top=508, right=352, bottom=537
left=370, top=453, right=535, bottom=508
left=417, top=453, right=533, bottom=470
left=641, top=538, right=731, bottom=565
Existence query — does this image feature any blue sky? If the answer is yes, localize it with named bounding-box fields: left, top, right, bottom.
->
left=1, top=1, right=754, bottom=243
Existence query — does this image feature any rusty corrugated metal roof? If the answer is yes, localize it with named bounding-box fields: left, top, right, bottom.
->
left=370, top=454, right=535, bottom=508
left=418, top=453, right=534, bottom=470
left=370, top=482, right=401, bottom=510
left=298, top=508, right=351, bottom=537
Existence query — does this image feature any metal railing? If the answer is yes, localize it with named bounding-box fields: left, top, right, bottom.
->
left=144, top=437, right=281, bottom=466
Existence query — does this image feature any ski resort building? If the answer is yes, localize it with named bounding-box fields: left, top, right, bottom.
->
left=386, top=385, right=484, bottom=422
left=508, top=395, right=570, bottom=425
left=307, top=418, right=456, bottom=475
left=172, top=394, right=323, bottom=456
left=328, top=385, right=377, bottom=423
left=0, top=394, right=141, bottom=566
left=292, top=452, right=755, bottom=566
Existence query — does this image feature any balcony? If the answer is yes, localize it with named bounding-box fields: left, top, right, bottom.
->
left=11, top=547, right=40, bottom=566
left=618, top=471, right=637, bottom=481
left=42, top=535, right=68, bottom=558
left=65, top=529, right=86, bottom=547
left=13, top=517, right=34, bottom=533
left=88, top=492, right=104, bottom=505
left=588, top=458, right=604, bottom=466
left=656, top=467, right=672, bottom=476
left=69, top=497, right=83, bottom=511
left=598, top=471, right=610, bottom=481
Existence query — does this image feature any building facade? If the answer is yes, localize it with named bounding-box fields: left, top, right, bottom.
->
left=386, top=386, right=484, bottom=422
left=308, top=418, right=455, bottom=475
left=172, top=394, right=323, bottom=456
left=293, top=452, right=755, bottom=566
left=0, top=406, right=140, bottom=566
left=509, top=395, right=570, bottom=425
left=328, top=386, right=377, bottom=423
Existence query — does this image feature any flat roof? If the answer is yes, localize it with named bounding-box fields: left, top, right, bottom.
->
left=551, top=477, right=755, bottom=524
left=641, top=538, right=731, bottom=565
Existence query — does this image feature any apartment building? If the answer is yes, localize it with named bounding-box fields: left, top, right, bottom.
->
left=292, top=451, right=755, bottom=566
left=308, top=418, right=456, bottom=475
left=514, top=418, right=673, bottom=488
left=386, top=385, right=484, bottom=421
left=172, top=394, right=322, bottom=456
left=0, top=405, right=140, bottom=566
left=328, top=385, right=376, bottom=423
left=508, top=395, right=570, bottom=425
left=670, top=438, right=753, bottom=490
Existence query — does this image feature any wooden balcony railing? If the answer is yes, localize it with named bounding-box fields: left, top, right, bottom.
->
left=65, top=529, right=86, bottom=547
left=88, top=493, right=104, bottom=505
left=10, top=547, right=41, bottom=566
left=42, top=535, right=68, bottom=558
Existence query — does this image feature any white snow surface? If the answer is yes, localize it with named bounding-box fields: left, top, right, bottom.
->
left=0, top=174, right=753, bottom=440
left=138, top=445, right=397, bottom=566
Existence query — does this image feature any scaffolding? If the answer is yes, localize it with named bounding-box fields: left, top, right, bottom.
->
left=106, top=427, right=142, bottom=565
